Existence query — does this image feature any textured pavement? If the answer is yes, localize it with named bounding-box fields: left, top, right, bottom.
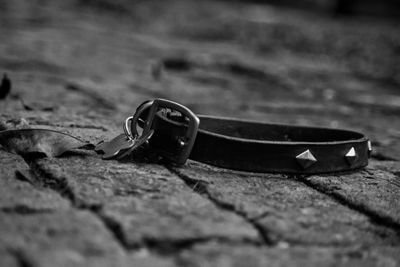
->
left=0, top=1, right=400, bottom=266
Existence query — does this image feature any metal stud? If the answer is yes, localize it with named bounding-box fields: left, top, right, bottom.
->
left=178, top=140, right=186, bottom=147
left=367, top=141, right=372, bottom=158
left=345, top=147, right=357, bottom=165
left=177, top=137, right=186, bottom=147
left=296, top=149, right=317, bottom=169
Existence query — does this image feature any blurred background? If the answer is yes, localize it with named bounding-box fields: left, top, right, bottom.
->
left=0, top=0, right=399, bottom=158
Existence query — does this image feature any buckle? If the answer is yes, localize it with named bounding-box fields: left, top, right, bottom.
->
left=132, top=99, right=199, bottom=165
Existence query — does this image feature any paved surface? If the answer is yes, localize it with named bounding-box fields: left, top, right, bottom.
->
left=0, top=0, right=400, bottom=266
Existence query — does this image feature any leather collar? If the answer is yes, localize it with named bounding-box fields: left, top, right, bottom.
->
left=135, top=99, right=370, bottom=174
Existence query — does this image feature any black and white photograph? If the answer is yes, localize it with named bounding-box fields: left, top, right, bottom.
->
left=0, top=0, right=399, bottom=266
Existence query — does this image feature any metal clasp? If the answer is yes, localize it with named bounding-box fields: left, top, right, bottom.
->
left=131, top=99, right=199, bottom=165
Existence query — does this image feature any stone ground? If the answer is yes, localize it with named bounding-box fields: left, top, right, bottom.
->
left=0, top=0, right=400, bottom=266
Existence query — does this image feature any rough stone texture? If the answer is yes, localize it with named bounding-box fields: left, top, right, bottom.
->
left=0, top=150, right=70, bottom=212
left=34, top=154, right=260, bottom=247
left=177, top=242, right=400, bottom=267
left=303, top=168, right=400, bottom=226
left=0, top=211, right=128, bottom=267
left=0, top=0, right=399, bottom=266
left=174, top=162, right=399, bottom=246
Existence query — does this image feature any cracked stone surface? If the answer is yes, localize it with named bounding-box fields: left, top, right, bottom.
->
left=0, top=0, right=400, bottom=266
left=173, top=162, right=399, bottom=246
left=0, top=211, right=128, bottom=267
left=0, top=150, right=70, bottom=211
left=302, top=169, right=400, bottom=226
left=34, top=154, right=260, bottom=247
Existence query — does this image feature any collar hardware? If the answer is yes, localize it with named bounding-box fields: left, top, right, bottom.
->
left=135, top=99, right=199, bottom=165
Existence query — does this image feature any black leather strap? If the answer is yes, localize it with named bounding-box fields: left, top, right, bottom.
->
left=145, top=112, right=370, bottom=174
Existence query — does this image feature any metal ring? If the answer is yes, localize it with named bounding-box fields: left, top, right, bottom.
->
left=123, top=100, right=154, bottom=140
left=123, top=116, right=135, bottom=140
